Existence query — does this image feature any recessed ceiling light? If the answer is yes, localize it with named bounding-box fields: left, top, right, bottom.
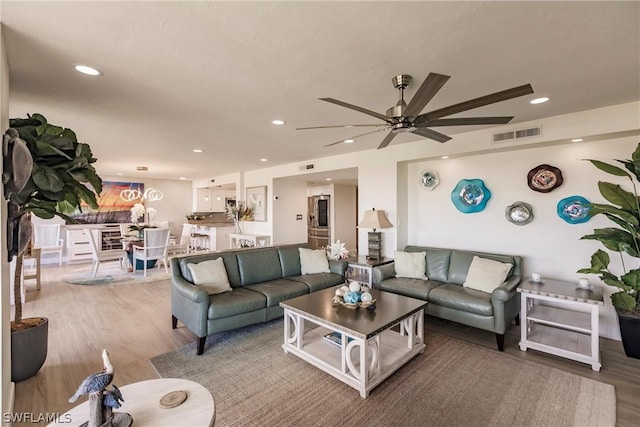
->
left=271, top=119, right=286, bottom=125
left=193, top=149, right=203, bottom=153
left=179, top=177, right=186, bottom=180
left=344, top=139, right=354, bottom=143
left=260, top=158, right=268, bottom=162
left=441, top=156, right=450, bottom=159
left=117, top=173, right=123, bottom=176
left=571, top=138, right=584, bottom=142
left=136, top=166, right=148, bottom=171
left=530, top=97, right=550, bottom=104
left=74, top=64, right=102, bottom=76
left=325, top=178, right=332, bottom=181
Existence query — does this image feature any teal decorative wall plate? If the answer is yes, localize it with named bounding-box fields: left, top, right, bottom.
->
left=451, top=179, right=491, bottom=213
left=557, top=195, right=591, bottom=224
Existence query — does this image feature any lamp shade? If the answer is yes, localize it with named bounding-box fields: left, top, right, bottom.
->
left=358, top=209, right=393, bottom=231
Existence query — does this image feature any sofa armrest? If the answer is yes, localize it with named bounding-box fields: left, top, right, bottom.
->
left=372, top=263, right=396, bottom=288
left=329, top=259, right=348, bottom=277
left=173, top=274, right=209, bottom=303
left=171, top=258, right=210, bottom=338
left=491, top=275, right=521, bottom=303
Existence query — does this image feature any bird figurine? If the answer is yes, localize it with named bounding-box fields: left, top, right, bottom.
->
left=69, top=349, right=114, bottom=403
left=103, top=384, right=124, bottom=409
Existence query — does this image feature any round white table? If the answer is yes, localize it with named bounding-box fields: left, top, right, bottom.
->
left=48, top=378, right=215, bottom=427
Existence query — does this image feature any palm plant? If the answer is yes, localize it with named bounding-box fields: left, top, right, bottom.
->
left=577, top=143, right=640, bottom=315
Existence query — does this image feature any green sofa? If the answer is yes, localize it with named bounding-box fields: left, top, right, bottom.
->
left=171, top=243, right=348, bottom=354
left=372, top=246, right=522, bottom=351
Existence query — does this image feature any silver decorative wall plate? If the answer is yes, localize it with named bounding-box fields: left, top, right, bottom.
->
left=505, top=201, right=534, bottom=225
left=420, top=170, right=439, bottom=190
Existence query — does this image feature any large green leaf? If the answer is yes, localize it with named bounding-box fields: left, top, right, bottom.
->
left=588, top=160, right=630, bottom=177
left=581, top=229, right=637, bottom=255
left=611, top=292, right=637, bottom=310
left=621, top=270, right=640, bottom=291
left=598, top=182, right=637, bottom=210
left=590, top=249, right=610, bottom=270
left=34, top=139, right=72, bottom=159
left=32, top=165, right=65, bottom=192
left=41, top=133, right=75, bottom=151
left=61, top=128, right=77, bottom=143
left=589, top=203, right=639, bottom=226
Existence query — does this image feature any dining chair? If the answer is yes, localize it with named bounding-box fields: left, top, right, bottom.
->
left=85, top=229, right=128, bottom=277
left=166, top=223, right=192, bottom=258
left=32, top=224, right=64, bottom=266
left=132, top=228, right=171, bottom=277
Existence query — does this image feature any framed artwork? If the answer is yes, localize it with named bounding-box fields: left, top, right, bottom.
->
left=70, top=181, right=144, bottom=224
left=246, top=185, right=267, bottom=221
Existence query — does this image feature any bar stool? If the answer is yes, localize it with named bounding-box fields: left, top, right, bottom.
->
left=190, top=227, right=210, bottom=252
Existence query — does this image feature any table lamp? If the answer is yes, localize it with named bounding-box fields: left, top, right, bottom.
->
left=358, top=208, right=393, bottom=260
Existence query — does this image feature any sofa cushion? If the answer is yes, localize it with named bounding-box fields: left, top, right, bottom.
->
left=299, top=248, right=330, bottom=274
left=245, top=279, right=309, bottom=307
left=463, top=256, right=513, bottom=294
left=377, top=277, right=443, bottom=300
left=187, top=258, right=232, bottom=295
left=207, top=287, right=266, bottom=320
left=286, top=273, right=344, bottom=292
left=278, top=244, right=304, bottom=277
left=428, top=284, right=493, bottom=316
left=178, top=252, right=242, bottom=287
left=394, top=251, right=427, bottom=279
left=237, top=248, right=282, bottom=286
left=448, top=251, right=516, bottom=285
left=405, top=246, right=451, bottom=282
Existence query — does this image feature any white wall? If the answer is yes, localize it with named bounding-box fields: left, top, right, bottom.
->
left=333, top=184, right=357, bottom=251
left=0, top=20, right=13, bottom=421
left=405, top=136, right=639, bottom=339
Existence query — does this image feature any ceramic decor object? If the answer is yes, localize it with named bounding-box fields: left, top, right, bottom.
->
left=527, top=164, right=563, bottom=193
left=557, top=195, right=591, bottom=224
left=420, top=170, right=439, bottom=190
left=505, top=201, right=534, bottom=225
left=451, top=179, right=491, bottom=213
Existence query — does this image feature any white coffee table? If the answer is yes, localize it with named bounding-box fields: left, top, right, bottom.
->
left=48, top=378, right=215, bottom=427
left=280, top=287, right=427, bottom=398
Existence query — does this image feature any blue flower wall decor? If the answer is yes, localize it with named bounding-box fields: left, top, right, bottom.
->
left=557, top=195, right=591, bottom=224
left=451, top=179, right=492, bottom=213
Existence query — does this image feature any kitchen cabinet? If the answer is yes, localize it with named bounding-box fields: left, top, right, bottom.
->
left=196, top=188, right=212, bottom=211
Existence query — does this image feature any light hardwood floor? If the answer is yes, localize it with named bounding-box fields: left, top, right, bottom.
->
left=11, top=263, right=640, bottom=426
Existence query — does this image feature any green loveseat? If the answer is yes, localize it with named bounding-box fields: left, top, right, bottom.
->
left=171, top=243, right=348, bottom=354
left=372, top=246, right=522, bottom=351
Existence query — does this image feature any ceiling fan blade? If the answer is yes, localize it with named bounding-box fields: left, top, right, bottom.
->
left=403, top=73, right=450, bottom=117
left=419, top=84, right=534, bottom=121
left=377, top=132, right=398, bottom=149
left=418, top=116, right=514, bottom=127
left=411, top=127, right=452, bottom=143
left=297, top=124, right=387, bottom=130
left=324, top=128, right=387, bottom=147
left=319, top=98, right=392, bottom=123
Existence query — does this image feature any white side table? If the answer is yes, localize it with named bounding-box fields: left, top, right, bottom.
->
left=518, top=279, right=603, bottom=371
left=229, top=233, right=271, bottom=248
left=48, top=378, right=215, bottom=427
left=346, top=255, right=393, bottom=289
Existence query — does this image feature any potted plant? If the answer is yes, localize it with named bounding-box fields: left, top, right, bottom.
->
left=3, top=113, right=103, bottom=381
left=577, top=142, right=640, bottom=359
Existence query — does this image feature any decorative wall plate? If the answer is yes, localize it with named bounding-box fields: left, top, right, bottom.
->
left=451, top=179, right=492, bottom=213
left=557, top=195, right=591, bottom=224
left=505, top=201, right=534, bottom=225
left=527, top=164, right=563, bottom=193
left=420, top=170, right=439, bottom=190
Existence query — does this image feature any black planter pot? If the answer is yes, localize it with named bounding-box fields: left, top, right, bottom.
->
left=618, top=312, right=640, bottom=359
left=11, top=317, right=48, bottom=382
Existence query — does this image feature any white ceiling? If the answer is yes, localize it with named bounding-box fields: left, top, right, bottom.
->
left=2, top=1, right=639, bottom=181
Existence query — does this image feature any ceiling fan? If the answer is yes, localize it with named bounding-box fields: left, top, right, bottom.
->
left=297, top=73, right=534, bottom=149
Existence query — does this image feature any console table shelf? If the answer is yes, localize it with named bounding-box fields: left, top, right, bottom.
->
left=518, top=279, right=603, bottom=372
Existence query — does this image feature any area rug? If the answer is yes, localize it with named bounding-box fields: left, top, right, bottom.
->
left=149, top=320, right=616, bottom=427
left=63, top=265, right=170, bottom=286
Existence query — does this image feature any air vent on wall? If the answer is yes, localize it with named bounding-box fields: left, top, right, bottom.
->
left=492, top=125, right=542, bottom=144
left=300, top=163, right=315, bottom=171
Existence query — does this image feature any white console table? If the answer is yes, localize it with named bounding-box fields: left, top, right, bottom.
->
left=229, top=233, right=271, bottom=248
left=518, top=279, right=603, bottom=371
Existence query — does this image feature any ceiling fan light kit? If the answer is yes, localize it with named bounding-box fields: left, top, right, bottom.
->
left=300, top=73, right=534, bottom=149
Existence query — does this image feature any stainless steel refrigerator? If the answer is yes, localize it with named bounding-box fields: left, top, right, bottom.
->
left=308, top=195, right=330, bottom=249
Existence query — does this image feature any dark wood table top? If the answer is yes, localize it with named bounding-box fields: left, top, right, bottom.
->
left=280, top=286, right=427, bottom=339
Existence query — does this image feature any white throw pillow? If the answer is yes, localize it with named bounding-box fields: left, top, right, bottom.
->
left=299, top=248, right=330, bottom=274
left=187, top=258, right=233, bottom=295
left=394, top=251, right=427, bottom=279
left=463, top=256, right=513, bottom=294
